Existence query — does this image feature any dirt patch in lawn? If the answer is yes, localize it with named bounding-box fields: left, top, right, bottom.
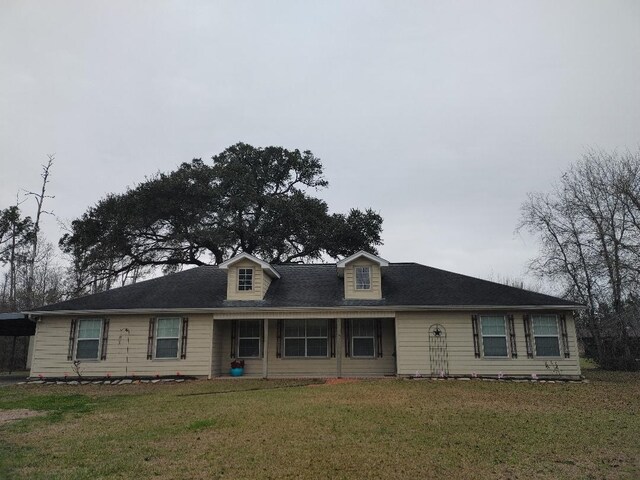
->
left=309, top=378, right=361, bottom=386
left=0, top=409, right=46, bottom=425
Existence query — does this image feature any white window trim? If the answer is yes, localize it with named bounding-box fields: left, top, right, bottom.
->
left=238, top=267, right=254, bottom=292
left=354, top=266, right=371, bottom=290
left=155, top=317, right=181, bottom=360
left=283, top=320, right=329, bottom=358
left=351, top=319, right=376, bottom=358
left=532, top=314, right=562, bottom=358
left=237, top=320, right=262, bottom=359
left=75, top=318, right=103, bottom=362
left=480, top=315, right=510, bottom=358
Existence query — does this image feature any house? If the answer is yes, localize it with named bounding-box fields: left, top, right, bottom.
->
left=26, top=251, right=583, bottom=380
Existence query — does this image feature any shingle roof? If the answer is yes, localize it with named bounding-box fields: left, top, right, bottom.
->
left=32, top=263, right=582, bottom=312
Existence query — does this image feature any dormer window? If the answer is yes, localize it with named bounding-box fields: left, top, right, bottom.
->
left=238, top=268, right=253, bottom=291
left=220, top=253, right=280, bottom=301
left=355, top=266, right=371, bottom=290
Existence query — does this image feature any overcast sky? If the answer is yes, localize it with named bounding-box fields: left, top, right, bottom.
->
left=1, top=1, right=639, bottom=284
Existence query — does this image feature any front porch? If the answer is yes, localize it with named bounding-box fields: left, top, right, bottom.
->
left=211, top=317, right=397, bottom=378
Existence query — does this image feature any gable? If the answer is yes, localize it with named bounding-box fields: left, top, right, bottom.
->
left=342, top=258, right=383, bottom=300
left=225, top=258, right=272, bottom=301
left=337, top=251, right=388, bottom=300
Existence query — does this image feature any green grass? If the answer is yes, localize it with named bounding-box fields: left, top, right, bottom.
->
left=0, top=371, right=638, bottom=479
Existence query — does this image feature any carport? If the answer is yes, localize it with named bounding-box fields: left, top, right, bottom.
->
left=0, top=313, right=36, bottom=373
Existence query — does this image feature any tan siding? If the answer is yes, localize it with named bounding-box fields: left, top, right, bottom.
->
left=210, top=320, right=224, bottom=377
left=396, top=311, right=581, bottom=378
left=226, top=259, right=268, bottom=300
left=214, top=310, right=395, bottom=320
left=31, top=314, right=213, bottom=378
left=216, top=320, right=264, bottom=377
left=344, top=259, right=382, bottom=300
left=263, top=274, right=272, bottom=296
left=214, top=318, right=396, bottom=378
left=341, top=319, right=396, bottom=376
left=224, top=260, right=273, bottom=301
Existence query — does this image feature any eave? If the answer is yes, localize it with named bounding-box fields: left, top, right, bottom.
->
left=26, top=303, right=585, bottom=317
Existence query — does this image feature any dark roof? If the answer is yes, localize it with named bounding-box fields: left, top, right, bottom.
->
left=0, top=313, right=36, bottom=336
left=32, top=263, right=582, bottom=313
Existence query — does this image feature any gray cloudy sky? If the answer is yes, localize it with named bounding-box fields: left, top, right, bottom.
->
left=1, top=1, right=639, bottom=283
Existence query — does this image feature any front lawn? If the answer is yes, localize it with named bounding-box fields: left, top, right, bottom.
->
left=0, top=370, right=638, bottom=479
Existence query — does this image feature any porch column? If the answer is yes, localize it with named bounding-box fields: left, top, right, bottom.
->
left=336, top=318, right=342, bottom=378
left=262, top=318, right=269, bottom=379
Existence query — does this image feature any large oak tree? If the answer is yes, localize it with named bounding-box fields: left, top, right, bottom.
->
left=61, top=143, right=383, bottom=288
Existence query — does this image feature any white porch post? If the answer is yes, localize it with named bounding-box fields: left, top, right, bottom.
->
left=336, top=318, right=342, bottom=378
left=262, top=318, right=269, bottom=379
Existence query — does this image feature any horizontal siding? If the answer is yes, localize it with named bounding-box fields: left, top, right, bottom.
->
left=214, top=310, right=395, bottom=320
left=215, top=320, right=263, bottom=377
left=341, top=319, right=396, bottom=376
left=396, top=311, right=581, bottom=377
left=214, top=318, right=396, bottom=378
left=33, top=309, right=580, bottom=379
left=31, top=314, right=213, bottom=378
left=344, top=260, right=382, bottom=300
left=227, top=260, right=265, bottom=300
left=211, top=320, right=223, bottom=377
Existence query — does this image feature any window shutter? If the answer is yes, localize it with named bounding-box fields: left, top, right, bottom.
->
left=507, top=314, right=517, bottom=359
left=471, top=315, right=480, bottom=358
left=559, top=314, right=570, bottom=358
left=276, top=320, right=283, bottom=358
left=523, top=314, right=533, bottom=358
left=344, top=320, right=351, bottom=357
left=330, top=319, right=336, bottom=358
left=67, top=318, right=78, bottom=361
left=230, top=320, right=237, bottom=358
left=180, top=317, right=189, bottom=359
left=147, top=317, right=156, bottom=360
left=375, top=318, right=383, bottom=357
left=100, top=318, right=110, bottom=361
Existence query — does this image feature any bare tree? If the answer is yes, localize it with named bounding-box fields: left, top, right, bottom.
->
left=519, top=148, right=640, bottom=370
left=23, top=154, right=55, bottom=308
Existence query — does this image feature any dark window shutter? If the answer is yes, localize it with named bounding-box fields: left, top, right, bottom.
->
left=100, top=318, right=110, bottom=361
left=147, top=317, right=156, bottom=360
left=67, top=318, right=78, bottom=361
left=507, top=314, right=517, bottom=359
left=344, top=320, right=351, bottom=357
left=559, top=314, right=570, bottom=358
left=230, top=320, right=237, bottom=358
left=180, top=317, right=189, bottom=359
left=375, top=318, right=383, bottom=357
left=276, top=320, right=283, bottom=358
left=330, top=319, right=336, bottom=358
left=523, top=314, right=533, bottom=358
left=471, top=314, right=480, bottom=358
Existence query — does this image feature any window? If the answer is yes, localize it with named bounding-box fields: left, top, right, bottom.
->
left=351, top=319, right=375, bottom=357
left=238, top=268, right=253, bottom=291
left=355, top=266, right=371, bottom=290
left=76, top=318, right=102, bottom=360
left=156, top=317, right=181, bottom=358
left=284, top=319, right=328, bottom=357
left=532, top=315, right=561, bottom=357
left=480, top=315, right=508, bottom=357
left=238, top=320, right=261, bottom=358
